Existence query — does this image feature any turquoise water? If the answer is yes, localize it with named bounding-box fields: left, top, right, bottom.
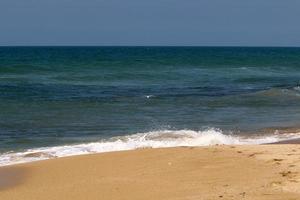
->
left=1, top=47, right=300, bottom=165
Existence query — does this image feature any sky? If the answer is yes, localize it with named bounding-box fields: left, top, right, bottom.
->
left=1, top=0, right=300, bottom=46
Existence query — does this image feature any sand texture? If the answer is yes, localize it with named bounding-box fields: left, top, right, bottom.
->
left=1, top=145, right=300, bottom=200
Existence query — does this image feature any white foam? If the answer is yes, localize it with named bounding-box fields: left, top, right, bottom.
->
left=144, top=95, right=154, bottom=99
left=0, top=129, right=299, bottom=166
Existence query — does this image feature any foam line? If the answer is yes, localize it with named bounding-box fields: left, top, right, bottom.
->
left=0, top=129, right=299, bottom=166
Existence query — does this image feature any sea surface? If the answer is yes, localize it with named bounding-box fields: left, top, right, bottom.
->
left=1, top=46, right=300, bottom=165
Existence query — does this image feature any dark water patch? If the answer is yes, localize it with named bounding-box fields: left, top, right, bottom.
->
left=0, top=83, right=288, bottom=101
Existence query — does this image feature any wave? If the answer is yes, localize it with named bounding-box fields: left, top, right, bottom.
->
left=1, top=128, right=300, bottom=166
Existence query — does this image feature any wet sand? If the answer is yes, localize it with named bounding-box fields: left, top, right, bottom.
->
left=0, top=145, right=300, bottom=200
left=271, top=138, right=300, bottom=144
left=0, top=167, right=27, bottom=190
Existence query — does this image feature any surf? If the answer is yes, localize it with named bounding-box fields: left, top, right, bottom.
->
left=1, top=128, right=299, bottom=166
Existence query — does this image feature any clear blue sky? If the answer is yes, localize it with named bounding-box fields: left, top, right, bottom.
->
left=1, top=0, right=300, bottom=46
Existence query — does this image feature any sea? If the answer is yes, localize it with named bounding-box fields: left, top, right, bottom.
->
left=1, top=46, right=300, bottom=166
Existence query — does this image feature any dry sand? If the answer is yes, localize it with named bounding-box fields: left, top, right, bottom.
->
left=0, top=145, right=300, bottom=200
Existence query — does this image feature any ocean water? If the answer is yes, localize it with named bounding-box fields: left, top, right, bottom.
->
left=1, top=46, right=300, bottom=165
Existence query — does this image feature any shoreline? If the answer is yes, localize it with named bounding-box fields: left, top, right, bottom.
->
left=1, top=128, right=300, bottom=167
left=1, top=144, right=300, bottom=199
left=271, top=138, right=300, bottom=144
left=1, top=134, right=300, bottom=167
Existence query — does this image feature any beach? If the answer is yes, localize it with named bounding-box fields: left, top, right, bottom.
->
left=1, top=144, right=300, bottom=200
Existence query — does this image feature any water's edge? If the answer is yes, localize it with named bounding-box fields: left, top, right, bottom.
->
left=1, top=128, right=300, bottom=166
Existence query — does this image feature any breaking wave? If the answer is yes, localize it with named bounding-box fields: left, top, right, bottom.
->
left=1, top=128, right=299, bottom=166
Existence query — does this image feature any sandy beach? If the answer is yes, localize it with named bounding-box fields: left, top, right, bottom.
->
left=0, top=145, right=300, bottom=200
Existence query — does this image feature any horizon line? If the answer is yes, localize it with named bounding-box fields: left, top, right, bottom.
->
left=1, top=45, right=300, bottom=48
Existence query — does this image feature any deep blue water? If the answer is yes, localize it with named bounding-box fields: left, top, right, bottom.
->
left=1, top=47, right=300, bottom=153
